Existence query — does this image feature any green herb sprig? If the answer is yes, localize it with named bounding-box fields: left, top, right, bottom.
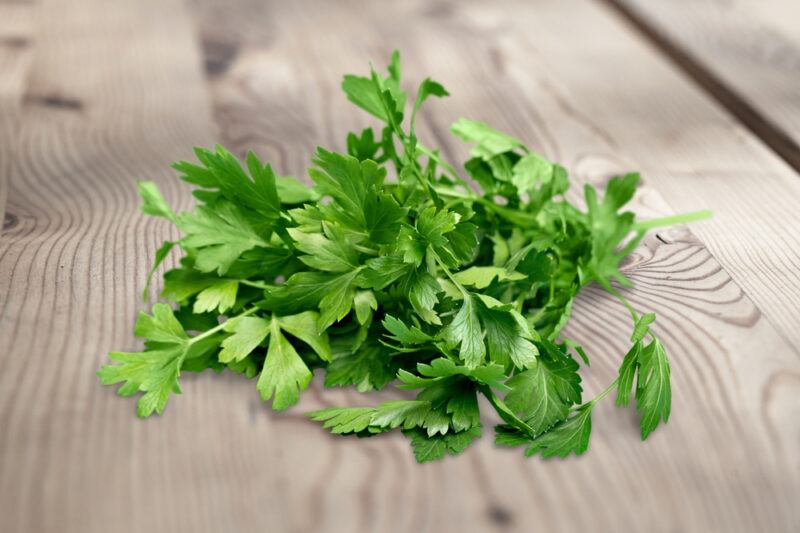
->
left=99, top=52, right=710, bottom=462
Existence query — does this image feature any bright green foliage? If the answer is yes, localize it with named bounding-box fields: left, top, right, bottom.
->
left=524, top=405, right=594, bottom=458
left=193, top=279, right=238, bottom=314
left=98, top=304, right=190, bottom=417
left=257, top=320, right=313, bottom=410
left=101, top=51, right=710, bottom=462
left=138, top=181, right=175, bottom=221
left=219, top=316, right=271, bottom=363
left=505, top=347, right=582, bottom=435
left=634, top=338, right=671, bottom=439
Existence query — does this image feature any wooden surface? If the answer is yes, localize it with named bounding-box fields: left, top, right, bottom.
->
left=614, top=0, right=800, bottom=169
left=1, top=1, right=798, bottom=532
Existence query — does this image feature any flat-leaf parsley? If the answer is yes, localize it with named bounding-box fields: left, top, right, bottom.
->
left=99, top=52, right=710, bottom=462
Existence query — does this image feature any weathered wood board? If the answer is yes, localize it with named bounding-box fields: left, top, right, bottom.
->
left=0, top=1, right=798, bottom=532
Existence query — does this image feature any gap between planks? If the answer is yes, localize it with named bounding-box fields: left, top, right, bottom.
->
left=600, top=0, right=800, bottom=174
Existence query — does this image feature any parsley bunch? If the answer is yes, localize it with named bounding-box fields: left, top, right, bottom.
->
left=99, top=52, right=710, bottom=462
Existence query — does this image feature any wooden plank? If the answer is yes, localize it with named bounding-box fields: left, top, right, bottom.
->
left=546, top=0, right=800, bottom=350
left=0, top=1, right=797, bottom=533
left=0, top=0, right=224, bottom=531
left=0, top=2, right=35, bottom=229
left=611, top=0, right=800, bottom=167
left=190, top=0, right=800, bottom=531
left=195, top=0, right=800, bottom=352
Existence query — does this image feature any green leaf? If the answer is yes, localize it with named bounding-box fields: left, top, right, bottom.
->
left=265, top=270, right=361, bottom=330
left=405, top=207, right=478, bottom=268
left=631, top=312, right=656, bottom=343
left=635, top=338, right=671, bottom=439
left=397, top=267, right=442, bottom=325
left=99, top=345, right=186, bottom=417
left=138, top=181, right=175, bottom=220
left=288, top=225, right=359, bottom=273
left=405, top=426, right=481, bottom=463
left=444, top=294, right=485, bottom=368
left=494, top=425, right=533, bottom=448
left=342, top=74, right=389, bottom=121
left=176, top=201, right=269, bottom=274
left=451, top=118, right=524, bottom=160
left=615, top=341, right=640, bottom=407
left=413, top=78, right=449, bottom=119
left=161, top=266, right=217, bottom=302
left=358, top=255, right=412, bottom=290
left=142, top=240, right=176, bottom=301
left=397, top=358, right=509, bottom=391
left=193, top=279, right=238, bottom=314
left=353, top=290, right=378, bottom=325
left=524, top=405, right=593, bottom=458
left=134, top=303, right=188, bottom=344
left=276, top=311, right=332, bottom=362
left=581, top=173, right=640, bottom=288
left=307, top=407, right=378, bottom=435
left=219, top=316, right=271, bottom=363
left=511, top=153, right=553, bottom=196
left=310, top=148, right=405, bottom=244
left=257, top=320, right=313, bottom=410
left=98, top=304, right=190, bottom=417
left=452, top=266, right=526, bottom=289
left=444, top=385, right=481, bottom=431
left=275, top=175, right=318, bottom=204
left=325, top=339, right=395, bottom=392
left=341, top=51, right=406, bottom=123
left=347, top=128, right=381, bottom=161
left=382, top=315, right=433, bottom=345
left=477, top=301, right=538, bottom=369
left=369, top=400, right=441, bottom=433
left=505, top=356, right=581, bottom=435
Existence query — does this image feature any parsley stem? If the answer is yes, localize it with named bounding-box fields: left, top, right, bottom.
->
left=431, top=250, right=468, bottom=296
left=239, top=279, right=272, bottom=290
left=586, top=378, right=619, bottom=408
left=188, top=307, right=257, bottom=345
left=433, top=186, right=539, bottom=227
left=633, top=209, right=712, bottom=232
left=605, top=284, right=639, bottom=324
left=416, top=144, right=471, bottom=189
left=353, top=244, right=379, bottom=256
left=479, top=385, right=535, bottom=438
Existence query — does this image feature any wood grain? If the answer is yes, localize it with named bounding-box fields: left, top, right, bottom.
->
left=0, top=2, right=34, bottom=230
left=517, top=0, right=800, bottom=351
left=196, top=0, right=800, bottom=352
left=612, top=0, right=800, bottom=166
left=0, top=0, right=798, bottom=532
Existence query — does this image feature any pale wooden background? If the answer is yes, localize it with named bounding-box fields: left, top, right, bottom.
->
left=1, top=1, right=799, bottom=532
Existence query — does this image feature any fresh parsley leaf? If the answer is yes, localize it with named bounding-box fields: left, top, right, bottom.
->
left=635, top=337, right=671, bottom=439
left=193, top=279, right=238, bottom=314
left=405, top=426, right=481, bottom=463
left=524, top=405, right=594, bottom=458
left=138, top=181, right=175, bottom=221
left=257, top=319, right=313, bottom=410
left=177, top=201, right=269, bottom=274
left=452, top=266, right=526, bottom=289
left=451, top=118, right=524, bottom=160
left=505, top=354, right=582, bottom=435
left=98, top=304, right=191, bottom=417
left=219, top=316, right=270, bottom=363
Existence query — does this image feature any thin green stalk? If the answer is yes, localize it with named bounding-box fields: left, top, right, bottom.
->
left=633, top=209, right=712, bottom=232
left=605, top=283, right=639, bottom=324
left=479, top=385, right=535, bottom=438
left=188, top=307, right=257, bottom=345
left=239, top=279, right=272, bottom=290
